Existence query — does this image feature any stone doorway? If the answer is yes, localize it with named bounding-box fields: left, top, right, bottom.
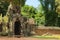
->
left=14, top=18, right=21, bottom=35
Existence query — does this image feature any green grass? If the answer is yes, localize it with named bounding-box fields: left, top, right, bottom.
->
left=32, top=35, right=60, bottom=39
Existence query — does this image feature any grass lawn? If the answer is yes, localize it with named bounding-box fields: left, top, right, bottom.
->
left=32, top=35, right=60, bottom=39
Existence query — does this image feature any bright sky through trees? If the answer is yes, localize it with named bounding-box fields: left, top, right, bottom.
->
left=25, top=0, right=40, bottom=8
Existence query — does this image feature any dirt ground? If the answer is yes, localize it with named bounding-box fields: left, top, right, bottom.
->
left=0, top=37, right=59, bottom=40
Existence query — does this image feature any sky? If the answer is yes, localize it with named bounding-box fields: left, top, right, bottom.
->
left=25, top=0, right=40, bottom=8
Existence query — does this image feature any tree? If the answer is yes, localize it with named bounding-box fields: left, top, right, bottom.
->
left=35, top=4, right=45, bottom=25
left=0, top=0, right=26, bottom=18
left=0, top=1, right=9, bottom=17
left=55, top=0, right=60, bottom=27
left=39, top=0, right=58, bottom=26
left=22, top=5, right=36, bottom=18
left=22, top=5, right=45, bottom=26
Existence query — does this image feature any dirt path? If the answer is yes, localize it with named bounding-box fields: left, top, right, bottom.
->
left=0, top=37, right=59, bottom=40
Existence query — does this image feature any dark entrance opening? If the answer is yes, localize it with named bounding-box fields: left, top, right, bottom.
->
left=14, top=18, right=21, bottom=35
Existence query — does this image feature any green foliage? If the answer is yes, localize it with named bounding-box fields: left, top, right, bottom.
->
left=39, top=0, right=58, bottom=26
left=20, top=0, right=26, bottom=6
left=10, top=0, right=26, bottom=6
left=21, top=5, right=36, bottom=18
left=22, top=5, right=45, bottom=26
left=0, top=1, right=9, bottom=17
left=2, top=0, right=26, bottom=7
left=57, top=17, right=60, bottom=27
left=35, top=5, right=45, bottom=25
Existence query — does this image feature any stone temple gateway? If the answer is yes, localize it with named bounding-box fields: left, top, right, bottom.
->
left=6, top=3, right=36, bottom=37
left=6, top=3, right=25, bottom=36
